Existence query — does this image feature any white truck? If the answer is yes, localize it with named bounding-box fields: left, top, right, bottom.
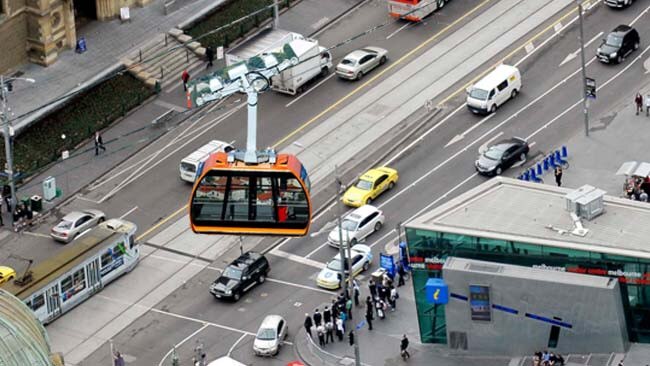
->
left=225, top=28, right=332, bottom=96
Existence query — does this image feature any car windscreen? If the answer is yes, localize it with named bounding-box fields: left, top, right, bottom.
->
left=606, top=34, right=623, bottom=47
left=341, top=218, right=358, bottom=231
left=469, top=88, right=489, bottom=100
left=340, top=58, right=356, bottom=66
left=327, top=258, right=349, bottom=271
left=355, top=180, right=373, bottom=190
left=256, top=328, right=277, bottom=341
left=484, top=146, right=505, bottom=160
left=222, top=266, right=242, bottom=280
left=181, top=162, right=197, bottom=173
left=56, top=220, right=73, bottom=230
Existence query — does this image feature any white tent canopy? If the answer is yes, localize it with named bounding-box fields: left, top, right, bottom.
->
left=616, top=161, right=650, bottom=177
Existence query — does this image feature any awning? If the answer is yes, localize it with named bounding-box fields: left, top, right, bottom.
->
left=616, top=161, right=650, bottom=177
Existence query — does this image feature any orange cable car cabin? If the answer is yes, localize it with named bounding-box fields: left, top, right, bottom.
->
left=189, top=151, right=312, bottom=236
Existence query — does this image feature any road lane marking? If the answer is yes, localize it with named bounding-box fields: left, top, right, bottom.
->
left=310, top=0, right=373, bottom=37
left=150, top=307, right=256, bottom=336
left=158, top=324, right=210, bottom=366
left=478, top=131, right=504, bottom=154
left=136, top=205, right=187, bottom=242
left=22, top=231, right=51, bottom=239
left=119, top=206, right=138, bottom=219
left=269, top=249, right=325, bottom=269
left=305, top=242, right=330, bottom=259
left=445, top=112, right=496, bottom=147
left=405, top=173, right=479, bottom=225
left=266, top=277, right=333, bottom=295
left=272, top=0, right=492, bottom=149
left=630, top=3, right=650, bottom=26
left=227, top=334, right=249, bottom=357
left=285, top=73, right=336, bottom=108
left=559, top=31, right=603, bottom=67
left=386, top=23, right=412, bottom=40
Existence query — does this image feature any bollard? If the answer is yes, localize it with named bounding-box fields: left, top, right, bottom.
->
left=549, top=154, right=557, bottom=168
left=561, top=145, right=568, bottom=157
left=523, top=171, right=530, bottom=181
left=518, top=175, right=525, bottom=180
left=543, top=158, right=549, bottom=171
left=537, top=163, right=543, bottom=175
left=530, top=168, right=537, bottom=181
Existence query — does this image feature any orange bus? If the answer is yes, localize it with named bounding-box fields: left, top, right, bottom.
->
left=387, top=0, right=448, bottom=22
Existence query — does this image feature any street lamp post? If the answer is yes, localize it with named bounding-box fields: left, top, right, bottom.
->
left=577, top=0, right=590, bottom=136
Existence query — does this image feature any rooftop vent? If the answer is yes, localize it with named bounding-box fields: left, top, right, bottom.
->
left=565, top=185, right=606, bottom=221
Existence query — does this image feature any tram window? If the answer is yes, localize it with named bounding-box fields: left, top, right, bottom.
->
left=226, top=176, right=250, bottom=221
left=32, top=294, right=45, bottom=311
left=113, top=245, right=124, bottom=258
left=129, top=235, right=135, bottom=249
left=101, top=252, right=113, bottom=267
left=61, top=275, right=73, bottom=294
left=73, top=268, right=86, bottom=292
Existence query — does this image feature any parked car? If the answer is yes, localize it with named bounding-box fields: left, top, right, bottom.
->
left=210, top=251, right=270, bottom=301
left=253, top=315, right=288, bottom=356
left=475, top=137, right=529, bottom=176
left=50, top=209, right=106, bottom=243
left=342, top=167, right=398, bottom=207
left=327, top=205, right=384, bottom=248
left=597, top=25, right=640, bottom=64
left=317, top=244, right=373, bottom=289
left=0, top=266, right=16, bottom=285
left=336, top=47, right=388, bottom=80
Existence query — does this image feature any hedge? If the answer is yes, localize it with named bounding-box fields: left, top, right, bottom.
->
left=0, top=73, right=153, bottom=179
left=186, top=0, right=293, bottom=50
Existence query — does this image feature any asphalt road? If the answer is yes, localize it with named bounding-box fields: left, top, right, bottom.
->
left=23, top=0, right=650, bottom=364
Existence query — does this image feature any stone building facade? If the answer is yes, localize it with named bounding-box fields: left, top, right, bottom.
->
left=0, top=0, right=153, bottom=74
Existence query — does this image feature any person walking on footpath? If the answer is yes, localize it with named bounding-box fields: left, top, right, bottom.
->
left=368, top=279, right=377, bottom=300
left=316, top=324, right=326, bottom=347
left=554, top=166, right=563, bottom=187
left=181, top=69, right=190, bottom=91
left=345, top=297, right=353, bottom=320
left=335, top=316, right=344, bottom=341
left=397, top=263, right=406, bottom=287
left=365, top=300, right=374, bottom=331
left=94, top=132, right=106, bottom=155
left=390, top=286, right=399, bottom=311
left=0, top=198, right=4, bottom=226
left=400, top=335, right=410, bottom=360
left=331, top=299, right=339, bottom=321
left=646, top=93, right=650, bottom=117
left=353, top=280, right=360, bottom=306
left=313, top=308, right=322, bottom=327
left=635, top=93, right=643, bottom=115
left=304, top=313, right=313, bottom=338
left=325, top=320, right=335, bottom=344
left=323, top=306, right=331, bottom=324
left=113, top=351, right=125, bottom=366
left=206, top=46, right=215, bottom=68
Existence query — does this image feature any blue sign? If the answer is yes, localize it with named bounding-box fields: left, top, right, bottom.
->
left=355, top=320, right=366, bottom=330
left=425, top=278, right=448, bottom=305
left=398, top=242, right=410, bottom=271
left=379, top=253, right=395, bottom=277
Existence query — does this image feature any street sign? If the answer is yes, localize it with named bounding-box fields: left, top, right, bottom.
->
left=585, top=77, right=596, bottom=99
left=379, top=253, right=395, bottom=277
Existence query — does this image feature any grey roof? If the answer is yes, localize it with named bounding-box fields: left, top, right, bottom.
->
left=407, top=177, right=650, bottom=260
left=443, top=257, right=616, bottom=289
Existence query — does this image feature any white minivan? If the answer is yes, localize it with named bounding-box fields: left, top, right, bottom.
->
left=466, top=64, right=521, bottom=115
left=179, top=140, right=233, bottom=183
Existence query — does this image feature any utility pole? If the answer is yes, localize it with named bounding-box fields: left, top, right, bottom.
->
left=1, top=75, right=16, bottom=224
left=335, top=172, right=349, bottom=298
left=272, top=0, right=280, bottom=29
left=577, top=0, right=589, bottom=136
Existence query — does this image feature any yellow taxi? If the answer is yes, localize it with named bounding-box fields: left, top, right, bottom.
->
left=342, top=167, right=398, bottom=207
left=0, top=266, right=16, bottom=285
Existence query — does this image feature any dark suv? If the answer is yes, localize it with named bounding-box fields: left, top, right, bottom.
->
left=210, top=251, right=270, bottom=301
left=597, top=25, right=640, bottom=64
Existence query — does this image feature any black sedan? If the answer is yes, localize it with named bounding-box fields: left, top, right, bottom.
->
left=475, top=137, right=529, bottom=176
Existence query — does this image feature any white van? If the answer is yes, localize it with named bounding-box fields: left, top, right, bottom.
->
left=466, top=64, right=521, bottom=115
left=179, top=140, right=233, bottom=183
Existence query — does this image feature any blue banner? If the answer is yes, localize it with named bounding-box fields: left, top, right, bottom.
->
left=379, top=253, right=395, bottom=277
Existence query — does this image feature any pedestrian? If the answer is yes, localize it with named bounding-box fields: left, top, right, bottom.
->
left=400, top=335, right=410, bottom=359
left=0, top=198, right=4, bottom=226
left=368, top=279, right=377, bottom=300
left=646, top=93, right=650, bottom=117
left=94, top=132, right=106, bottom=155
left=316, top=324, right=326, bottom=347
left=365, top=302, right=374, bottom=331
left=348, top=330, right=355, bottom=346
left=345, top=297, right=353, bottom=320
left=325, top=320, right=335, bottom=344
left=339, top=310, right=347, bottom=326
left=376, top=298, right=386, bottom=319
left=323, top=305, right=331, bottom=324
left=380, top=285, right=389, bottom=302
left=382, top=272, right=393, bottom=288
left=365, top=296, right=373, bottom=310
left=554, top=166, right=563, bottom=187
left=353, top=280, right=360, bottom=306
left=313, top=308, right=322, bottom=327
left=635, top=92, right=643, bottom=115
left=304, top=313, right=313, bottom=338
left=331, top=299, right=339, bottom=320
left=335, top=316, right=344, bottom=341
left=181, top=69, right=190, bottom=91
left=397, top=263, right=406, bottom=287
left=390, top=286, right=399, bottom=311
left=206, top=46, right=215, bottom=68
left=113, top=351, right=125, bottom=366
left=2, top=185, right=10, bottom=212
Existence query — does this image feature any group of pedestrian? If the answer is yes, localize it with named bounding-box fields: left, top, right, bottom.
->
left=304, top=299, right=350, bottom=348
left=624, top=175, right=650, bottom=202
left=532, top=350, right=565, bottom=366
left=180, top=46, right=216, bottom=92
left=634, top=92, right=650, bottom=116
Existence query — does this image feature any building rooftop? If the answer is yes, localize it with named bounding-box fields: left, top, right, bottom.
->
left=408, top=177, right=650, bottom=259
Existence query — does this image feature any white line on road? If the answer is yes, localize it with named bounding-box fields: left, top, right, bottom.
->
left=22, top=231, right=51, bottom=239
left=630, top=3, right=650, bottom=26
left=158, top=323, right=210, bottom=366
left=149, top=307, right=256, bottom=336
left=305, top=242, right=330, bottom=259
left=119, top=206, right=138, bottom=219
left=386, top=23, right=412, bottom=40
left=286, top=73, right=336, bottom=108
left=228, top=333, right=249, bottom=357
left=311, top=0, right=373, bottom=37
left=267, top=277, right=333, bottom=295
left=445, top=112, right=496, bottom=147
left=559, top=31, right=603, bottom=67
left=477, top=131, right=504, bottom=154
left=405, top=173, right=478, bottom=225
left=368, top=229, right=396, bottom=249
left=269, top=249, right=325, bottom=269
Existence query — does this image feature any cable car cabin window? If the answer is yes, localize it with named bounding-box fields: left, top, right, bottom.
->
left=191, top=170, right=310, bottom=231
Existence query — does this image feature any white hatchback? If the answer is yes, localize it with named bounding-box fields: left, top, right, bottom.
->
left=327, top=205, right=385, bottom=248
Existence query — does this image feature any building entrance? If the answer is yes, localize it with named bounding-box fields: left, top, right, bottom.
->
left=73, top=0, right=97, bottom=21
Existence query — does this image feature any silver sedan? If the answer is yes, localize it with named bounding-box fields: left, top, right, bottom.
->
left=335, top=47, right=388, bottom=80
left=50, top=209, right=106, bottom=243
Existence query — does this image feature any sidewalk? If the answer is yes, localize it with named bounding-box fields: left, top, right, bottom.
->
left=7, top=0, right=226, bottom=133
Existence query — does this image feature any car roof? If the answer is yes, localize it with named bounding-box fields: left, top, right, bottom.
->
left=350, top=204, right=379, bottom=218
left=612, top=25, right=633, bottom=34
left=359, top=168, right=390, bottom=181
left=61, top=211, right=90, bottom=221
left=492, top=137, right=525, bottom=147
left=472, top=64, right=519, bottom=91
left=260, top=314, right=284, bottom=328
left=343, top=50, right=368, bottom=61
left=230, top=251, right=264, bottom=269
